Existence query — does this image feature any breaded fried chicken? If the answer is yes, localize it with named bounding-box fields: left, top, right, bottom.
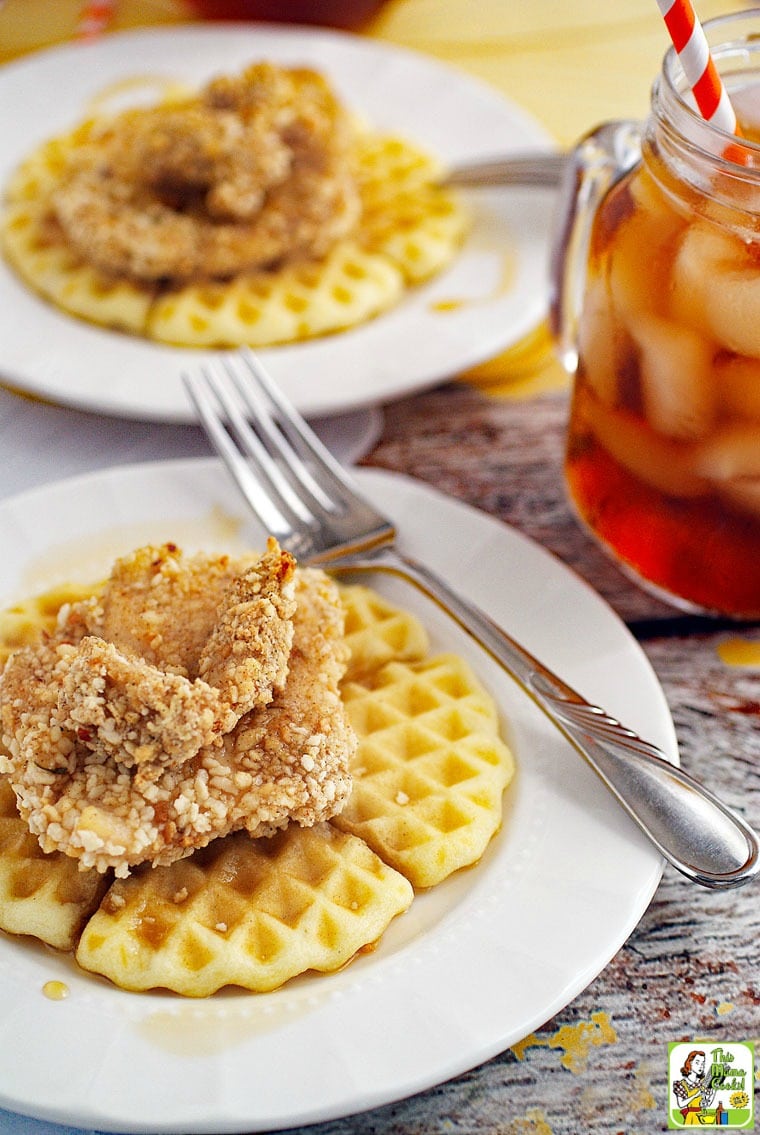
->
left=90, top=542, right=254, bottom=675
left=197, top=539, right=297, bottom=728
left=55, top=636, right=224, bottom=769
left=227, top=567, right=356, bottom=833
left=0, top=544, right=353, bottom=876
left=52, top=63, right=360, bottom=282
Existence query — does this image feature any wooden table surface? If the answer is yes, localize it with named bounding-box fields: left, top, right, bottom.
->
left=342, top=8, right=760, bottom=1131
left=0, top=3, right=758, bottom=1134
left=349, top=385, right=760, bottom=1135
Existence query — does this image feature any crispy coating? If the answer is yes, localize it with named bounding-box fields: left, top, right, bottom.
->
left=224, top=567, right=355, bottom=832
left=0, top=544, right=353, bottom=876
left=0, top=537, right=296, bottom=778
left=91, top=542, right=255, bottom=674
left=197, top=541, right=296, bottom=728
left=52, top=63, right=361, bottom=282
left=40, top=636, right=224, bottom=770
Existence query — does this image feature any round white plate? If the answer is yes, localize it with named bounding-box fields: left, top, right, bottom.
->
left=0, top=383, right=384, bottom=503
left=0, top=462, right=674, bottom=1133
left=0, top=24, right=556, bottom=423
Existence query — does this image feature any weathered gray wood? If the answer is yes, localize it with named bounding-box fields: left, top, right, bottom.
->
left=284, top=381, right=760, bottom=1135
left=364, top=384, right=678, bottom=623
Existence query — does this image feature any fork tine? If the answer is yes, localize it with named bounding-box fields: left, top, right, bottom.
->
left=236, top=349, right=385, bottom=516
left=203, top=362, right=316, bottom=527
left=224, top=353, right=338, bottom=517
left=186, top=350, right=395, bottom=561
left=182, top=366, right=315, bottom=545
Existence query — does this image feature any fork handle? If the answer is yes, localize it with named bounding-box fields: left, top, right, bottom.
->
left=442, top=151, right=566, bottom=187
left=330, top=547, right=759, bottom=890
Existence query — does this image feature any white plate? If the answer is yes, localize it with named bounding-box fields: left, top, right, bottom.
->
left=0, top=462, right=674, bottom=1133
left=0, top=383, right=384, bottom=503
left=0, top=24, right=555, bottom=423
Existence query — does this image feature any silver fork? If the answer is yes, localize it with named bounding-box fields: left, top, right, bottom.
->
left=183, top=350, right=759, bottom=890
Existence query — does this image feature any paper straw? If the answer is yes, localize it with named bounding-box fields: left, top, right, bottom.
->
left=655, top=0, right=737, bottom=133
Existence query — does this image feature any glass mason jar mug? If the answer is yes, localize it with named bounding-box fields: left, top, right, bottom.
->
left=551, top=10, right=760, bottom=618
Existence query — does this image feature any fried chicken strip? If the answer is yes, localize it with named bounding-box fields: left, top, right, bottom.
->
left=0, top=554, right=353, bottom=876
left=197, top=539, right=296, bottom=728
left=90, top=542, right=253, bottom=675
left=52, top=63, right=361, bottom=282
left=54, top=636, right=223, bottom=769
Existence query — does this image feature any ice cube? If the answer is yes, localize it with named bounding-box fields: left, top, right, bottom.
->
left=673, top=221, right=760, bottom=357
left=634, top=314, right=717, bottom=440
left=694, top=421, right=760, bottom=481
left=608, top=189, right=685, bottom=326
left=578, top=276, right=625, bottom=405
left=715, top=354, right=760, bottom=421
left=584, top=390, right=708, bottom=498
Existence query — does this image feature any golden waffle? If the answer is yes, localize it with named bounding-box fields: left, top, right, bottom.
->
left=339, top=583, right=430, bottom=681
left=2, top=202, right=154, bottom=334
left=2, top=111, right=467, bottom=349
left=0, top=777, right=110, bottom=950
left=146, top=241, right=403, bottom=348
left=2, top=123, right=157, bottom=334
left=335, top=654, right=515, bottom=888
left=354, top=132, right=445, bottom=196
left=76, top=823, right=413, bottom=995
left=356, top=134, right=470, bottom=284
left=4, top=119, right=99, bottom=201
left=0, top=580, right=102, bottom=669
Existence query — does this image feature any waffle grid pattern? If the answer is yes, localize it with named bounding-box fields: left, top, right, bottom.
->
left=336, top=655, right=515, bottom=888
left=76, top=824, right=413, bottom=995
left=0, top=576, right=514, bottom=993
left=2, top=121, right=468, bottom=348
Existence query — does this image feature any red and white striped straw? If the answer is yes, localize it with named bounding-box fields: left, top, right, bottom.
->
left=655, top=0, right=737, bottom=133
left=76, top=0, right=116, bottom=42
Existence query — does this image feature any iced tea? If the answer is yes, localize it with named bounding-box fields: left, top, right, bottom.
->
left=565, top=99, right=760, bottom=617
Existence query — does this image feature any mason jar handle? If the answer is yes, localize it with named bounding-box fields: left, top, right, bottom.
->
left=549, top=119, right=643, bottom=372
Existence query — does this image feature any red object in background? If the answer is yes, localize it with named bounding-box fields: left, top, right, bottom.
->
left=190, top=1, right=390, bottom=30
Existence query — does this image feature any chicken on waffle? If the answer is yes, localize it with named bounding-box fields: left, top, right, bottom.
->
left=0, top=562, right=515, bottom=995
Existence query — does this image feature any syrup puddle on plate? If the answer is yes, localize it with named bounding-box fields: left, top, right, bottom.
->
left=13, top=506, right=246, bottom=599
left=429, top=248, right=517, bottom=314
left=138, top=987, right=329, bottom=1056
left=42, top=980, right=70, bottom=1001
